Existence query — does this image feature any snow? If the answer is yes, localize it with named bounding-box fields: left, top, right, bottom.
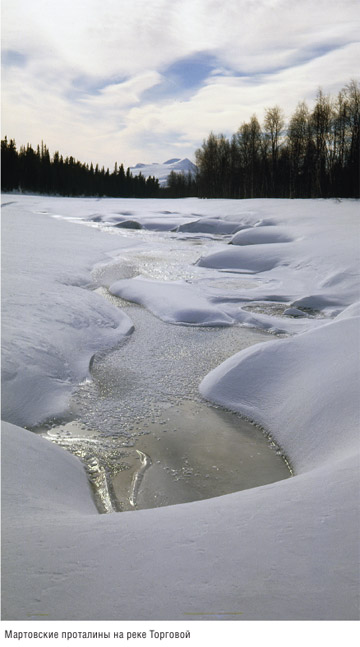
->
left=200, top=309, right=359, bottom=473
left=198, top=242, right=285, bottom=272
left=2, top=422, right=97, bottom=519
left=1, top=199, right=138, bottom=427
left=177, top=217, right=243, bottom=235
left=1, top=195, right=359, bottom=622
left=109, top=277, right=234, bottom=326
left=129, top=157, right=197, bottom=186
left=230, top=225, right=293, bottom=245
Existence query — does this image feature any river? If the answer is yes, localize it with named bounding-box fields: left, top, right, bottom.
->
left=33, top=226, right=292, bottom=512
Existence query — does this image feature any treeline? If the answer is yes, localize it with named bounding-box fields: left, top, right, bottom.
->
left=162, top=170, right=198, bottom=197
left=2, top=81, right=359, bottom=200
left=195, top=80, right=359, bottom=198
left=1, top=140, right=160, bottom=198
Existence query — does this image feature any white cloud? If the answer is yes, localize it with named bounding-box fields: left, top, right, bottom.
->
left=2, top=0, right=359, bottom=167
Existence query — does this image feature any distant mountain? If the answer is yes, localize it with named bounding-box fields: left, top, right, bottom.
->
left=129, top=158, right=197, bottom=187
left=164, top=158, right=181, bottom=165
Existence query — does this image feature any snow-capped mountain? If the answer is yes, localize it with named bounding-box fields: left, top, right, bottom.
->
left=129, top=158, right=197, bottom=186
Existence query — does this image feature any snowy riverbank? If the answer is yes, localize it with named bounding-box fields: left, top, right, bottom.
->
left=1, top=195, right=359, bottom=620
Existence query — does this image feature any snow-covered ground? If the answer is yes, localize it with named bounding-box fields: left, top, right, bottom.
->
left=1, top=195, right=359, bottom=622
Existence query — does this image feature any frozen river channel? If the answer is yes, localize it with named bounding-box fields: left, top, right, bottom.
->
left=32, top=222, right=292, bottom=512
left=3, top=195, right=358, bottom=622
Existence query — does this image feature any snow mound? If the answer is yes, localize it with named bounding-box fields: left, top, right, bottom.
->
left=114, top=219, right=142, bottom=229
left=230, top=226, right=293, bottom=245
left=200, top=315, right=360, bottom=473
left=197, top=244, right=286, bottom=272
left=109, top=278, right=234, bottom=326
left=1, top=203, right=136, bottom=427
left=177, top=218, right=243, bottom=235
left=283, top=306, right=309, bottom=317
left=2, top=422, right=97, bottom=519
left=291, top=294, right=343, bottom=313
left=335, top=301, right=360, bottom=320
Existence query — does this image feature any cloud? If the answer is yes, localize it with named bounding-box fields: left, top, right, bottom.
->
left=77, top=72, right=163, bottom=110
left=141, top=53, right=220, bottom=103
left=121, top=41, right=360, bottom=158
left=2, top=0, right=359, bottom=167
left=2, top=49, right=27, bottom=67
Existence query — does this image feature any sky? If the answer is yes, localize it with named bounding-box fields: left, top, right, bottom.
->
left=1, top=0, right=359, bottom=169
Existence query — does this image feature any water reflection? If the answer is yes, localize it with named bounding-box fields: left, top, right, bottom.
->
left=35, top=399, right=292, bottom=514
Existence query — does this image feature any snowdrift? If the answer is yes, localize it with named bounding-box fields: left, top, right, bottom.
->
left=109, top=278, right=234, bottom=326
left=201, top=309, right=359, bottom=473
left=1, top=195, right=359, bottom=621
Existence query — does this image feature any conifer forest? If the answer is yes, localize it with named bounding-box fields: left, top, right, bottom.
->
left=2, top=81, right=359, bottom=199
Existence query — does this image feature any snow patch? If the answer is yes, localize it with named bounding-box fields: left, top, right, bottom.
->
left=230, top=226, right=293, bottom=245
left=109, top=277, right=234, bottom=326
left=1, top=203, right=137, bottom=427
left=197, top=244, right=285, bottom=272
left=200, top=316, right=359, bottom=473
left=177, top=218, right=243, bottom=235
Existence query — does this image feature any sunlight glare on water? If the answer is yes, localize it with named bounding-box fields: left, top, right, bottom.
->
left=34, top=223, right=292, bottom=512
left=37, top=301, right=291, bottom=513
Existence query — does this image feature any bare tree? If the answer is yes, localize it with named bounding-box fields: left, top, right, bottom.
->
left=264, top=106, right=285, bottom=195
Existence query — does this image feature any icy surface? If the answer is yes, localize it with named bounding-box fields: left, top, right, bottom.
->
left=50, top=300, right=284, bottom=514
left=1, top=195, right=359, bottom=620
left=69, top=301, right=268, bottom=435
